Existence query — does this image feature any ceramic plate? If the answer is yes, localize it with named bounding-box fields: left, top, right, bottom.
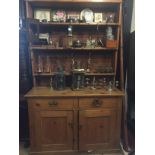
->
left=80, top=8, right=94, bottom=23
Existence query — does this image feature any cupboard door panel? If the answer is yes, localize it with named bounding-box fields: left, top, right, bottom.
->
left=34, top=110, right=74, bottom=151
left=79, top=109, right=118, bottom=150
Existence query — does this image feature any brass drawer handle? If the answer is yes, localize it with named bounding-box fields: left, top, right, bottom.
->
left=92, top=99, right=102, bottom=107
left=48, top=101, right=58, bottom=106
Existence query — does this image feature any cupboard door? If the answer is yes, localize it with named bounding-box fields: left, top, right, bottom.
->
left=34, top=110, right=74, bottom=151
left=79, top=109, right=118, bottom=150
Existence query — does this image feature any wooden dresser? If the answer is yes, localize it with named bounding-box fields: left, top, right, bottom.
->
left=24, top=0, right=124, bottom=154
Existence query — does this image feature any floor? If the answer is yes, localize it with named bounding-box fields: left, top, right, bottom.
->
left=19, top=143, right=124, bottom=155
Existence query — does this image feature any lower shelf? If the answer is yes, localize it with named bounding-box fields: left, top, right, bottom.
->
left=33, top=72, right=115, bottom=76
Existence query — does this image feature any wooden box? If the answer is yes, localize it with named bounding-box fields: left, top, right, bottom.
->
left=106, top=40, right=118, bottom=48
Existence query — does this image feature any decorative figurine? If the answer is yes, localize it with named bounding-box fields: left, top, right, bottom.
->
left=85, top=77, right=90, bottom=88
left=106, top=26, right=114, bottom=40
left=73, top=40, right=83, bottom=48
left=86, top=38, right=91, bottom=48
left=108, top=81, right=113, bottom=92
left=106, top=26, right=118, bottom=48
left=106, top=12, right=115, bottom=23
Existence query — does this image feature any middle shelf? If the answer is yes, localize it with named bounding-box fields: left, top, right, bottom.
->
left=30, top=45, right=118, bottom=51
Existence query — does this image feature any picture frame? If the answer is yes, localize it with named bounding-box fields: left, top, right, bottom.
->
left=94, top=13, right=103, bottom=23
left=67, top=11, right=80, bottom=22
left=102, top=13, right=107, bottom=23
left=34, top=9, right=51, bottom=22
left=51, top=10, right=66, bottom=22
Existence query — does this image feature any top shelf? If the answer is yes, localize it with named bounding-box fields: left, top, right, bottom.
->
left=39, top=22, right=120, bottom=27
left=26, top=0, right=122, bottom=8
left=25, top=0, right=122, bottom=3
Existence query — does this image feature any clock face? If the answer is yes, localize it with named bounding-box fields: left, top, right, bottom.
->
left=81, top=9, right=94, bottom=23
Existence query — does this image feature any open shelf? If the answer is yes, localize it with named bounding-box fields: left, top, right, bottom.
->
left=26, top=0, right=122, bottom=2
left=34, top=72, right=70, bottom=76
left=34, top=72, right=115, bottom=76
left=26, top=0, right=122, bottom=6
left=30, top=45, right=118, bottom=51
left=85, top=72, right=115, bottom=76
left=39, top=22, right=120, bottom=27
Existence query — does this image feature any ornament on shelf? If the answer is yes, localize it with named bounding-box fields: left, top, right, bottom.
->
left=44, top=56, right=51, bottom=73
left=108, top=81, right=113, bottom=92
left=115, top=80, right=119, bottom=88
left=37, top=55, right=43, bottom=73
left=50, top=77, right=53, bottom=90
left=54, top=61, right=66, bottom=90
left=91, top=76, right=97, bottom=90
left=106, top=12, right=115, bottom=23
left=68, top=25, right=73, bottom=37
left=106, top=26, right=114, bottom=40
left=86, top=52, right=91, bottom=72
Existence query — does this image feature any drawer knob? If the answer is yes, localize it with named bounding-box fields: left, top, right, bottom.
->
left=48, top=101, right=58, bottom=106
left=36, top=103, right=40, bottom=107
left=92, top=99, right=102, bottom=107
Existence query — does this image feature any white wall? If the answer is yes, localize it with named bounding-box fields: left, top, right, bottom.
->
left=131, top=0, right=135, bottom=32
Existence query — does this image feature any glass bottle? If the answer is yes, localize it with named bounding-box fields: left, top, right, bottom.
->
left=103, top=78, right=107, bottom=89
left=108, top=81, right=113, bottom=92
left=50, top=77, right=53, bottom=90
left=115, top=81, right=119, bottom=89
left=45, top=56, right=51, bottom=73
left=38, top=55, right=43, bottom=73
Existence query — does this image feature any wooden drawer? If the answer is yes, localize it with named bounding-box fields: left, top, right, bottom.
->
left=30, top=98, right=74, bottom=110
left=79, top=97, right=122, bottom=109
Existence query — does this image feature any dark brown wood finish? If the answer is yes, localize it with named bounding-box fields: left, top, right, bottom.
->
left=25, top=0, right=124, bottom=154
